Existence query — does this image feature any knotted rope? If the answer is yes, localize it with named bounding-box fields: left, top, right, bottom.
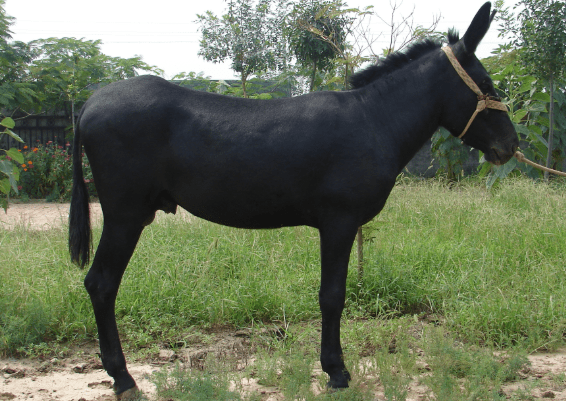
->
left=442, top=46, right=566, bottom=177
left=441, top=46, right=509, bottom=139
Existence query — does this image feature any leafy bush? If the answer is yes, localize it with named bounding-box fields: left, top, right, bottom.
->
left=0, top=116, right=24, bottom=210
left=15, top=140, right=96, bottom=201
left=431, top=127, right=470, bottom=181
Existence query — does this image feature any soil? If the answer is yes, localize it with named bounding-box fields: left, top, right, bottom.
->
left=2, top=339, right=566, bottom=401
left=0, top=201, right=103, bottom=231
left=2, top=202, right=566, bottom=400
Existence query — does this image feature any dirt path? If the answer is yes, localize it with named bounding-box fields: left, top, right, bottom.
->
left=3, top=342, right=566, bottom=400
left=1, top=357, right=155, bottom=400
left=0, top=202, right=103, bottom=231
left=0, top=201, right=193, bottom=231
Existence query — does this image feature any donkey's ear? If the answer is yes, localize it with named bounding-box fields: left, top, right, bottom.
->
left=462, top=2, right=494, bottom=54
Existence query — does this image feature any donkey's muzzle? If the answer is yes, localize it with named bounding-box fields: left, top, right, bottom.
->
left=487, top=143, right=518, bottom=165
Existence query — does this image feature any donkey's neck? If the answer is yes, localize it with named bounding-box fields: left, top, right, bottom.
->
left=360, top=51, right=446, bottom=174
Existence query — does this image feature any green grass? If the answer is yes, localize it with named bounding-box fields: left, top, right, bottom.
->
left=2, top=176, right=566, bottom=356
left=360, top=177, right=566, bottom=347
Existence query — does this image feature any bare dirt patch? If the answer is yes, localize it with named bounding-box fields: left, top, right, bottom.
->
left=0, top=201, right=102, bottom=231
left=1, top=349, right=155, bottom=400
left=3, top=339, right=566, bottom=400
left=501, top=350, right=566, bottom=399
left=0, top=201, right=193, bottom=231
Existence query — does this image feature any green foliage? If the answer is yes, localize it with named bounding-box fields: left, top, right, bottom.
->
left=29, top=37, right=160, bottom=117
left=0, top=297, right=54, bottom=355
left=13, top=141, right=96, bottom=201
left=431, top=127, right=470, bottom=181
left=197, top=0, right=288, bottom=97
left=422, top=326, right=528, bottom=400
left=296, top=3, right=372, bottom=89
left=515, top=0, right=566, bottom=82
left=0, top=2, right=34, bottom=210
left=287, top=0, right=349, bottom=92
left=0, top=1, right=38, bottom=112
left=152, top=362, right=241, bottom=401
left=174, top=71, right=288, bottom=99
left=478, top=49, right=566, bottom=186
left=492, top=0, right=566, bottom=180
left=0, top=1, right=161, bottom=210
left=515, top=0, right=566, bottom=177
left=496, top=0, right=566, bottom=79
left=0, top=116, right=24, bottom=210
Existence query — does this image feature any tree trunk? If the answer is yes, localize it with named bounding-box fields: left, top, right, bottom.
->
left=544, top=74, right=555, bottom=181
left=309, top=61, right=317, bottom=92
left=71, top=99, right=76, bottom=138
left=241, top=71, right=248, bottom=99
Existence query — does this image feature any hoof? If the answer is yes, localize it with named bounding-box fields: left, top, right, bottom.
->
left=327, top=379, right=349, bottom=389
left=326, top=370, right=351, bottom=389
left=116, top=386, right=141, bottom=401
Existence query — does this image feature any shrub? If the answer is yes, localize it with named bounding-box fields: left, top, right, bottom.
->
left=14, top=140, right=96, bottom=201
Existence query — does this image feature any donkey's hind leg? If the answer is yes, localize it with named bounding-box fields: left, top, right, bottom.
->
left=84, top=220, right=145, bottom=396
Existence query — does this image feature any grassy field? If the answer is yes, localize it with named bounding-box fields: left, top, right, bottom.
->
left=2, top=177, right=566, bottom=399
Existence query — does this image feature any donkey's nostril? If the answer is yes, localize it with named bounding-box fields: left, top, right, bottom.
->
left=492, top=147, right=502, bottom=160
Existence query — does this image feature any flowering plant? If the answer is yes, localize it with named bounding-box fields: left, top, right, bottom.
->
left=17, top=139, right=96, bottom=201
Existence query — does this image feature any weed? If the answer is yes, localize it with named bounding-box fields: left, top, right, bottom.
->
left=152, top=361, right=241, bottom=401
left=421, top=325, right=529, bottom=400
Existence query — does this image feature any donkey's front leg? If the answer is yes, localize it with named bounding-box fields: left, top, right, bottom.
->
left=84, top=221, right=144, bottom=398
left=318, top=218, right=358, bottom=388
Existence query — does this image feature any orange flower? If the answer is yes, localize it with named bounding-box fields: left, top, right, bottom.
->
left=21, top=164, right=26, bottom=168
left=23, top=145, right=28, bottom=149
left=33, top=147, right=39, bottom=153
left=28, top=161, right=32, bottom=165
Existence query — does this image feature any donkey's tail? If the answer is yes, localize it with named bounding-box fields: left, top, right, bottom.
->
left=69, top=110, right=92, bottom=268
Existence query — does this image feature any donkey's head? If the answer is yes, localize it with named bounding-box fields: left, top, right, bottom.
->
left=440, top=2, right=518, bottom=165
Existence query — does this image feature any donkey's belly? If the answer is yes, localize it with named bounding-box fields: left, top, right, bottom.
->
left=178, top=198, right=313, bottom=229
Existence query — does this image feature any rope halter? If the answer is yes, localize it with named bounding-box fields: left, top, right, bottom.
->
left=441, top=46, right=508, bottom=139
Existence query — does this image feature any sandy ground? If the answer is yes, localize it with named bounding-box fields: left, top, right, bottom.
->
left=3, top=343, right=566, bottom=400
left=0, top=202, right=103, bottom=231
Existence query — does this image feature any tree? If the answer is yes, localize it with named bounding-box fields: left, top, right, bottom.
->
left=293, top=3, right=372, bottom=89
left=287, top=0, right=348, bottom=92
left=0, top=1, right=38, bottom=113
left=197, top=0, right=287, bottom=98
left=0, top=0, right=33, bottom=210
left=498, top=0, right=566, bottom=179
left=519, top=0, right=566, bottom=179
left=29, top=37, right=160, bottom=137
left=377, top=2, right=442, bottom=56
left=0, top=116, right=23, bottom=211
left=298, top=2, right=441, bottom=91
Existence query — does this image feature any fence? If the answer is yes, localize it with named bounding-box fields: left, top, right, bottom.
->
left=1, top=112, right=73, bottom=150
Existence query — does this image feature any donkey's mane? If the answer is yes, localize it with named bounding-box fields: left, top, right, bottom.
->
left=349, top=29, right=461, bottom=89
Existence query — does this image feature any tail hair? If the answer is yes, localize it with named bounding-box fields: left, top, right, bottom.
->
left=68, top=112, right=92, bottom=268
